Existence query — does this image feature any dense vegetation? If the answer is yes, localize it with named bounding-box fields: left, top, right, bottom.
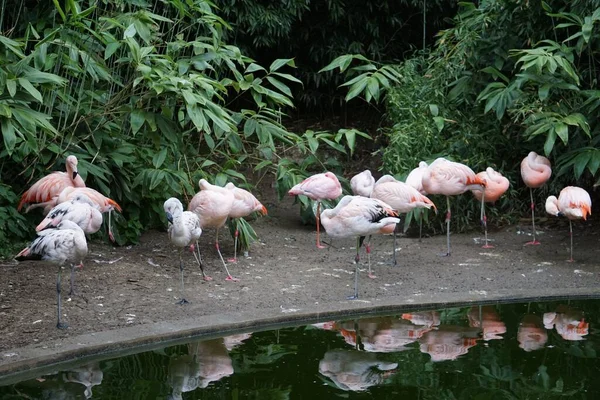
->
left=1, top=0, right=599, bottom=256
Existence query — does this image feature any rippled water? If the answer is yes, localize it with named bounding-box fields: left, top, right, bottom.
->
left=1, top=299, right=600, bottom=399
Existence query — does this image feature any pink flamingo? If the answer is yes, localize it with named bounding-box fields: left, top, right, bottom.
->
left=405, top=161, right=430, bottom=240
left=18, top=155, right=86, bottom=214
left=421, top=157, right=486, bottom=256
left=164, top=197, right=211, bottom=305
left=471, top=167, right=510, bottom=248
left=56, top=187, right=122, bottom=242
left=225, top=182, right=268, bottom=262
left=521, top=151, right=552, bottom=245
left=15, top=220, right=88, bottom=329
left=545, top=186, right=591, bottom=262
left=350, top=170, right=375, bottom=197
left=189, top=179, right=238, bottom=281
left=371, top=175, right=436, bottom=265
left=517, top=315, right=548, bottom=352
left=289, top=172, right=342, bottom=248
left=320, top=195, right=399, bottom=298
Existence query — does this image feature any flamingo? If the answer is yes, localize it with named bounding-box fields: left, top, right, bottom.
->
left=225, top=182, right=268, bottom=262
left=289, top=172, right=343, bottom=248
left=471, top=167, right=510, bottom=248
left=164, top=197, right=211, bottom=304
left=350, top=170, right=375, bottom=197
left=18, top=155, right=86, bottom=213
left=405, top=161, right=430, bottom=240
left=56, top=187, right=122, bottom=242
left=14, top=220, right=88, bottom=329
left=371, top=175, right=436, bottom=265
left=188, top=179, right=237, bottom=281
left=320, top=195, right=399, bottom=298
left=517, top=315, right=548, bottom=352
left=421, top=157, right=486, bottom=256
left=521, top=151, right=552, bottom=245
left=545, top=186, right=591, bottom=262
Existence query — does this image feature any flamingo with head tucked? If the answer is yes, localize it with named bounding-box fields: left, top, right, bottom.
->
left=18, top=155, right=86, bottom=214
left=421, top=158, right=486, bottom=256
left=320, top=195, right=399, bottom=298
left=545, top=186, right=591, bottom=262
left=371, top=175, right=436, bottom=265
left=289, top=172, right=342, bottom=248
left=521, top=151, right=552, bottom=245
left=350, top=170, right=375, bottom=197
left=225, top=182, right=268, bottom=262
left=189, top=179, right=237, bottom=281
left=471, top=167, right=510, bottom=248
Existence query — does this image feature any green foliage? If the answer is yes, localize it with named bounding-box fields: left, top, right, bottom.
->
left=0, top=184, right=29, bottom=258
left=0, top=0, right=356, bottom=248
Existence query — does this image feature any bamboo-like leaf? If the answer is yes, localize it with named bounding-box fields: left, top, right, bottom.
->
left=17, top=78, right=43, bottom=102
left=272, top=72, right=303, bottom=85
left=153, top=148, right=167, bottom=169
left=266, top=77, right=292, bottom=97
left=319, top=54, right=354, bottom=73
left=130, top=110, right=145, bottom=134
left=269, top=58, right=295, bottom=72
left=6, top=79, right=16, bottom=97
left=1, top=119, right=17, bottom=155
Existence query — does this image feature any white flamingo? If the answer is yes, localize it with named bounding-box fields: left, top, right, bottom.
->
left=164, top=197, right=211, bottom=305
left=15, top=220, right=88, bottom=329
left=350, top=170, right=375, bottom=197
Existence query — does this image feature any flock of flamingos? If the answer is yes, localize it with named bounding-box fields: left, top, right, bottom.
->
left=11, top=151, right=592, bottom=329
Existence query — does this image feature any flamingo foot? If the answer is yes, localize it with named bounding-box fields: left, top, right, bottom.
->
left=189, top=244, right=195, bottom=252
left=346, top=294, right=358, bottom=300
left=76, top=262, right=84, bottom=270
left=109, top=231, right=115, bottom=243
left=225, top=275, right=240, bottom=282
left=481, top=244, right=495, bottom=249
left=440, top=252, right=451, bottom=257
left=567, top=259, right=575, bottom=263
left=227, top=258, right=238, bottom=263
left=57, top=322, right=68, bottom=330
left=368, top=273, right=376, bottom=279
left=176, top=298, right=190, bottom=305
left=203, top=276, right=213, bottom=281
left=524, top=240, right=541, bottom=246
left=316, top=243, right=326, bottom=249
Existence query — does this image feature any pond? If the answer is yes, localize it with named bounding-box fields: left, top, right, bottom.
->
left=1, top=298, right=599, bottom=399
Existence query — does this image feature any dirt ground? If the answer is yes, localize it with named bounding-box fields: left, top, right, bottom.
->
left=2, top=186, right=600, bottom=354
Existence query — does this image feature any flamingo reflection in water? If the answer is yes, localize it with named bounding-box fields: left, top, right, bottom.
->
left=543, top=305, right=589, bottom=341
left=168, top=338, right=234, bottom=400
left=419, top=326, right=481, bottom=362
left=401, top=310, right=441, bottom=328
left=335, top=317, right=435, bottom=353
left=518, top=315, right=548, bottom=352
left=318, top=349, right=397, bottom=392
left=467, top=306, right=507, bottom=341
left=63, top=362, right=104, bottom=399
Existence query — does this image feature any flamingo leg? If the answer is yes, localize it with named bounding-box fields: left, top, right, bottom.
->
left=366, top=236, right=376, bottom=279
left=525, top=188, right=541, bottom=245
left=216, top=228, right=238, bottom=281
left=481, top=191, right=494, bottom=249
left=57, top=265, right=67, bottom=329
left=354, top=236, right=361, bottom=264
left=443, top=196, right=451, bottom=256
left=108, top=209, right=115, bottom=243
left=419, top=217, right=423, bottom=242
left=69, top=263, right=77, bottom=296
left=348, top=239, right=360, bottom=300
left=316, top=201, right=326, bottom=249
left=567, top=219, right=575, bottom=263
left=228, top=224, right=239, bottom=263
left=192, top=241, right=212, bottom=281
left=177, top=249, right=189, bottom=305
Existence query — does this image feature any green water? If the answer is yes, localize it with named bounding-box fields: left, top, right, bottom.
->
left=2, top=299, right=600, bottom=399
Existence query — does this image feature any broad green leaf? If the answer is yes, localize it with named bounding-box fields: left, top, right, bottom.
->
left=124, top=24, right=136, bottom=39
left=344, top=129, right=356, bottom=156
left=272, top=72, right=303, bottom=85
left=1, top=119, right=16, bottom=155
left=538, top=84, right=551, bottom=101
left=555, top=123, right=569, bottom=144
left=245, top=63, right=266, bottom=73
left=17, top=78, right=43, bottom=102
left=152, top=148, right=167, bottom=169
left=269, top=58, right=295, bottom=72
left=0, top=104, right=12, bottom=118
left=266, top=77, right=292, bottom=97
left=319, top=55, right=353, bottom=73
left=429, top=104, right=439, bottom=117
left=130, top=110, right=145, bottom=134
left=544, top=131, right=557, bottom=155
left=433, top=116, right=445, bottom=132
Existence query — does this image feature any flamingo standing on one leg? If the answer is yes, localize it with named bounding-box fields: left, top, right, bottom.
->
left=521, top=151, right=552, bottom=245
left=225, top=182, right=268, bottom=262
left=189, top=179, right=237, bottom=281
left=14, top=220, right=88, bottom=329
left=405, top=161, right=430, bottom=241
left=545, top=186, right=591, bottom=262
left=56, top=187, right=122, bottom=242
left=350, top=170, right=375, bottom=197
left=320, top=195, right=399, bottom=299
left=421, top=157, right=486, bottom=256
left=371, top=175, right=436, bottom=265
left=164, top=197, right=211, bottom=305
left=289, top=172, right=342, bottom=248
left=471, top=167, right=510, bottom=248
left=18, top=155, right=86, bottom=214
left=36, top=194, right=103, bottom=286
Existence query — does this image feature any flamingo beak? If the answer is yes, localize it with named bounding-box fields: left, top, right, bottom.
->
left=41, top=223, right=56, bottom=230
left=72, top=171, right=78, bottom=180
left=166, top=212, right=173, bottom=223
